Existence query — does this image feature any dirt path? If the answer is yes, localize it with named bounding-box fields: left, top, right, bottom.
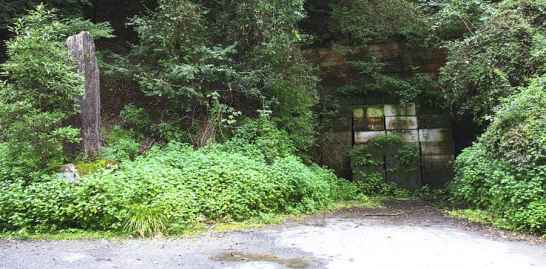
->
left=1, top=200, right=545, bottom=269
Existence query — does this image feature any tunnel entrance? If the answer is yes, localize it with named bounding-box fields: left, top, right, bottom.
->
left=351, top=103, right=455, bottom=189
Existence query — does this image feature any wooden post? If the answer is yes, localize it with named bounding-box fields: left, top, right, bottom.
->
left=66, top=31, right=101, bottom=158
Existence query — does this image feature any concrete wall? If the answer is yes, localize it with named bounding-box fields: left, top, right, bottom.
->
left=352, top=103, right=453, bottom=188
left=309, top=42, right=452, bottom=186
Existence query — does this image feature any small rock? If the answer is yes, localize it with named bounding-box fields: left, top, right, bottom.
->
left=58, top=164, right=80, bottom=183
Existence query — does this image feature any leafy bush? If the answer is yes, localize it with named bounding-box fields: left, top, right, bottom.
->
left=223, top=116, right=296, bottom=163
left=0, top=5, right=112, bottom=170
left=0, top=0, right=87, bottom=31
left=124, top=204, right=169, bottom=237
left=331, top=0, right=430, bottom=43
left=0, top=143, right=36, bottom=183
left=120, top=104, right=153, bottom=135
left=100, top=126, right=141, bottom=161
left=108, top=0, right=318, bottom=153
left=480, top=78, right=546, bottom=170
left=429, top=0, right=494, bottom=39
left=0, top=140, right=357, bottom=234
left=450, top=76, right=546, bottom=234
left=350, top=134, right=417, bottom=196
left=439, top=1, right=546, bottom=123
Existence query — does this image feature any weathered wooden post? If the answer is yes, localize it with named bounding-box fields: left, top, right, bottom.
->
left=66, top=31, right=102, bottom=158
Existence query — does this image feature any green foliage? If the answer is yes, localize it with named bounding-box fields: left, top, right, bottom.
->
left=0, top=0, right=89, bottom=31
left=223, top=115, right=296, bottom=163
left=124, top=204, right=168, bottom=237
left=480, top=77, right=546, bottom=169
left=414, top=185, right=450, bottom=203
left=331, top=0, right=430, bottom=43
left=439, top=1, right=546, bottom=123
left=120, top=104, right=152, bottom=135
left=0, top=5, right=112, bottom=171
left=450, top=77, right=546, bottom=234
left=100, top=126, right=140, bottom=161
left=448, top=209, right=497, bottom=225
left=75, top=160, right=117, bottom=177
left=0, top=143, right=36, bottom=182
left=350, top=134, right=417, bottom=196
left=118, top=104, right=192, bottom=144
left=330, top=2, right=441, bottom=105
left=128, top=0, right=236, bottom=109
left=344, top=56, right=442, bottom=104
left=109, top=0, right=318, bottom=153
left=429, top=0, right=495, bottom=39
left=0, top=136, right=357, bottom=233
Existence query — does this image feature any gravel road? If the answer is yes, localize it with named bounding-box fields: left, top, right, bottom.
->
left=1, top=200, right=545, bottom=269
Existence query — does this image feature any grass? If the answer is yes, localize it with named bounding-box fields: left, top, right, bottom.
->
left=446, top=208, right=514, bottom=231
left=447, top=209, right=496, bottom=225
left=0, top=229, right=130, bottom=241
left=0, top=197, right=384, bottom=241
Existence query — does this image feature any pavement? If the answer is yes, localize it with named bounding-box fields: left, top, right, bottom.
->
left=1, top=200, right=545, bottom=269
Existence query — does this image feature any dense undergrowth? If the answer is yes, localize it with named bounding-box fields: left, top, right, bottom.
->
left=2, top=0, right=546, bottom=238
left=0, top=119, right=359, bottom=236
left=450, top=76, right=546, bottom=234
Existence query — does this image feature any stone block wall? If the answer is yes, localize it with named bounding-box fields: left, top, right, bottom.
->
left=352, top=103, right=454, bottom=188
left=309, top=42, right=451, bottom=184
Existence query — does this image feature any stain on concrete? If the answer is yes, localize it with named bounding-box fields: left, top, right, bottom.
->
left=212, top=252, right=310, bottom=269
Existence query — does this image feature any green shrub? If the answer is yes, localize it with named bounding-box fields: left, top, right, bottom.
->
left=110, top=0, right=318, bottom=154
left=0, top=5, right=112, bottom=170
left=120, top=104, right=153, bottom=136
left=514, top=201, right=546, bottom=233
left=75, top=160, right=118, bottom=177
left=0, top=141, right=355, bottom=233
left=0, top=179, right=78, bottom=231
left=450, top=76, right=546, bottom=234
left=439, top=1, right=546, bottom=123
left=331, top=0, right=429, bottom=43
left=124, top=204, right=168, bottom=237
left=100, top=126, right=140, bottom=161
left=0, top=143, right=35, bottom=183
left=0, top=1, right=87, bottom=31
left=223, top=116, right=296, bottom=163
left=350, top=134, right=418, bottom=196
left=480, top=77, right=546, bottom=170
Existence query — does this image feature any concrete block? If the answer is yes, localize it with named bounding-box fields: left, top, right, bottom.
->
left=387, top=130, right=419, bottom=143
left=420, top=142, right=453, bottom=156
left=418, top=114, right=450, bottom=129
left=419, top=129, right=451, bottom=143
left=385, top=145, right=421, bottom=190
left=386, top=116, right=418, bottom=130
left=386, top=166, right=421, bottom=190
left=422, top=155, right=455, bottom=186
left=384, top=103, right=416, bottom=116
left=354, top=117, right=385, bottom=132
left=354, top=131, right=386, bottom=144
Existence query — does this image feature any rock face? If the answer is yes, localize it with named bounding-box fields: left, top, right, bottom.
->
left=66, top=32, right=102, bottom=158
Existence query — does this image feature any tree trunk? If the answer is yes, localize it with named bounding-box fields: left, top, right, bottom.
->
left=66, top=31, right=102, bottom=158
